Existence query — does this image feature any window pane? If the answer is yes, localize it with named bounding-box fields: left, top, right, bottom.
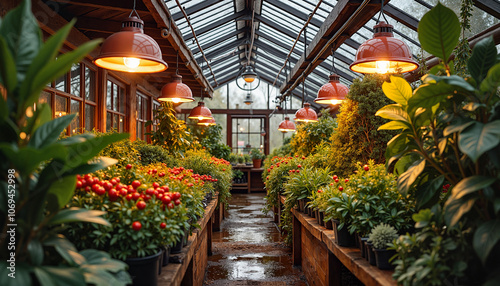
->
left=119, top=116, right=124, bottom=132
left=120, top=87, right=126, bottom=113
left=85, top=67, right=96, bottom=102
left=113, top=84, right=118, bottom=111
left=137, top=96, right=142, bottom=119
left=106, top=81, right=112, bottom=110
left=55, top=74, right=67, bottom=93
left=55, top=95, right=67, bottom=118
left=85, top=104, right=95, bottom=131
left=70, top=63, right=81, bottom=97
left=39, top=91, right=51, bottom=106
left=113, top=114, right=119, bottom=130
left=137, top=121, right=142, bottom=140
left=106, top=112, right=112, bottom=132
left=70, top=99, right=80, bottom=134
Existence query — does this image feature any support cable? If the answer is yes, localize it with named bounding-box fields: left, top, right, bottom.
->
left=174, top=0, right=218, bottom=86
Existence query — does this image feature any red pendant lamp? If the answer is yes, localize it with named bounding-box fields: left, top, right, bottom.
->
left=295, top=103, right=318, bottom=123
left=188, top=101, right=212, bottom=120
left=278, top=117, right=296, bottom=133
left=316, top=51, right=349, bottom=105
left=94, top=8, right=167, bottom=73
left=197, top=117, right=216, bottom=126
left=158, top=53, right=194, bottom=103
left=349, top=2, right=418, bottom=74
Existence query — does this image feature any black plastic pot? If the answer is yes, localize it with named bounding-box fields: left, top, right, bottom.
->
left=162, top=246, right=170, bottom=267
left=359, top=237, right=369, bottom=258
left=332, top=219, right=355, bottom=247
left=317, top=210, right=325, bottom=226
left=170, top=235, right=184, bottom=254
left=125, top=250, right=162, bottom=286
left=324, top=219, right=333, bottom=230
left=366, top=242, right=376, bottom=265
left=374, top=248, right=396, bottom=270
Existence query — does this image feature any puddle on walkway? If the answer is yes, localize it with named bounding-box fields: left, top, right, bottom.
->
left=204, top=193, right=307, bottom=286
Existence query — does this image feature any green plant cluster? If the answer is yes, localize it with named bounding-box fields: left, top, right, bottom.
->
left=189, top=124, right=231, bottom=161
left=0, top=1, right=130, bottom=285
left=377, top=3, right=500, bottom=284
left=250, top=148, right=266, bottom=160
left=368, top=223, right=398, bottom=250
left=290, top=109, right=337, bottom=156
left=327, top=74, right=396, bottom=177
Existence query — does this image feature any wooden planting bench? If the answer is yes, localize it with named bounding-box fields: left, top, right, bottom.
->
left=157, top=193, right=222, bottom=286
left=279, top=196, right=397, bottom=286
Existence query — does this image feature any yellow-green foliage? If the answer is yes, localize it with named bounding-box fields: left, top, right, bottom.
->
left=290, top=109, right=337, bottom=156
left=327, top=74, right=396, bottom=177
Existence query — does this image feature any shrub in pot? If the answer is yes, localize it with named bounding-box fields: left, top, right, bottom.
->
left=250, top=148, right=266, bottom=168
left=0, top=1, right=132, bottom=285
left=368, top=223, right=398, bottom=270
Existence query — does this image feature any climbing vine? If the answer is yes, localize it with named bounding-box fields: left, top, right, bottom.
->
left=453, top=0, right=473, bottom=76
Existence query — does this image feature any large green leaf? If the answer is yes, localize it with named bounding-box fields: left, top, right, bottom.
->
left=65, top=157, right=119, bottom=176
left=397, top=159, right=425, bottom=196
left=382, top=76, right=412, bottom=105
left=0, top=262, right=32, bottom=286
left=20, top=19, right=76, bottom=104
left=375, top=104, right=410, bottom=123
left=458, top=120, right=500, bottom=162
left=64, top=133, right=129, bottom=172
left=418, top=3, right=460, bottom=62
left=0, top=143, right=67, bottom=175
left=480, top=62, right=500, bottom=94
left=416, top=175, right=444, bottom=209
left=43, top=235, right=82, bottom=266
left=409, top=81, right=451, bottom=116
left=443, top=120, right=474, bottom=136
left=447, top=175, right=497, bottom=201
left=0, top=37, right=17, bottom=93
left=473, top=220, right=500, bottom=265
left=423, top=74, right=475, bottom=93
left=48, top=208, right=110, bottom=226
left=28, top=239, right=44, bottom=266
left=0, top=0, right=42, bottom=84
left=444, top=196, right=476, bottom=227
left=35, top=266, right=86, bottom=286
left=80, top=249, right=129, bottom=273
left=22, top=39, right=102, bottom=114
left=28, top=114, right=76, bottom=149
left=47, top=175, right=77, bottom=210
left=378, top=120, right=410, bottom=131
left=468, top=36, right=497, bottom=85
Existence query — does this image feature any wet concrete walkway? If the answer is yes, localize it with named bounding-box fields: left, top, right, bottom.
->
left=204, top=193, right=308, bottom=286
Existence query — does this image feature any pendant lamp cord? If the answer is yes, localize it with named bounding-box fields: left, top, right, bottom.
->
left=175, top=51, right=179, bottom=75
left=129, top=0, right=140, bottom=18
left=376, top=0, right=389, bottom=23
left=330, top=47, right=337, bottom=75
left=301, top=77, right=305, bottom=107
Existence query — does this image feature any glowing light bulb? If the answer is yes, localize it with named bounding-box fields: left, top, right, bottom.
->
left=376, top=61, right=390, bottom=74
left=330, top=99, right=343, bottom=105
left=243, top=77, right=255, bottom=83
left=172, top=98, right=180, bottom=103
left=198, top=116, right=204, bottom=121
left=123, top=57, right=140, bottom=69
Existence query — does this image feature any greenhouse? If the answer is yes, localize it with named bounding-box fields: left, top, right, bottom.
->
left=1, top=0, right=500, bottom=285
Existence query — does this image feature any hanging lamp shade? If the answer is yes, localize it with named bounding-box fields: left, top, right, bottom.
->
left=244, top=93, right=253, bottom=105
left=260, top=128, right=266, bottom=137
left=294, top=103, right=318, bottom=123
left=94, top=17, right=167, bottom=73
left=197, top=118, right=216, bottom=126
left=241, top=66, right=258, bottom=83
left=315, top=74, right=349, bottom=105
left=188, top=102, right=213, bottom=120
left=278, top=117, right=296, bottom=133
left=349, top=22, right=418, bottom=74
left=158, top=74, right=194, bottom=103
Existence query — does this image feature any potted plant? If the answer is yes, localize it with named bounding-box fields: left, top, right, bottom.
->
left=0, top=2, right=131, bottom=285
left=244, top=154, right=252, bottom=166
left=368, top=223, right=398, bottom=270
left=237, top=154, right=245, bottom=165
left=250, top=148, right=266, bottom=168
left=228, top=153, right=238, bottom=166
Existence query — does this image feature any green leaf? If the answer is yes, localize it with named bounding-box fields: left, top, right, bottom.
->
left=409, top=81, right=451, bottom=116
left=468, top=36, right=497, bottom=85
left=66, top=157, right=119, bottom=176
left=28, top=114, right=76, bottom=148
left=443, top=120, right=474, bottom=136
left=382, top=76, right=412, bottom=105
left=397, top=159, right=425, bottom=196
left=418, top=2, right=460, bottom=62
left=459, top=121, right=500, bottom=162
left=0, top=262, right=32, bottom=286
left=480, top=62, right=500, bottom=94
left=473, top=220, right=500, bottom=265
left=0, top=143, right=67, bottom=175
left=416, top=175, right=444, bottom=209
left=447, top=175, right=496, bottom=201
left=64, top=133, right=129, bottom=172
left=0, top=37, right=17, bottom=93
left=444, top=196, right=476, bottom=227
left=424, top=74, right=475, bottom=92
left=80, top=249, right=129, bottom=273
left=378, top=120, right=410, bottom=131
left=43, top=235, right=82, bottom=266
left=34, top=267, right=56, bottom=286
left=20, top=19, right=76, bottom=104
left=23, top=39, right=102, bottom=114
left=47, top=175, right=76, bottom=209
left=0, top=0, right=42, bottom=84
left=28, top=239, right=44, bottom=266
left=36, top=266, right=86, bottom=286
left=412, top=209, right=433, bottom=228
left=375, top=104, right=410, bottom=123
left=48, top=208, right=110, bottom=226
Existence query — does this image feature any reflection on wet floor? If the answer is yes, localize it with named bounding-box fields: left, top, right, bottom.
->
left=204, top=193, right=308, bottom=286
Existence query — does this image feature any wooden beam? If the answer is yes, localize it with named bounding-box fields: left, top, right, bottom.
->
left=142, top=0, right=214, bottom=94
left=280, top=0, right=386, bottom=96
left=47, top=0, right=150, bottom=13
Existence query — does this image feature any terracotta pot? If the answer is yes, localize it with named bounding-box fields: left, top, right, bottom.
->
left=252, top=158, right=262, bottom=168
